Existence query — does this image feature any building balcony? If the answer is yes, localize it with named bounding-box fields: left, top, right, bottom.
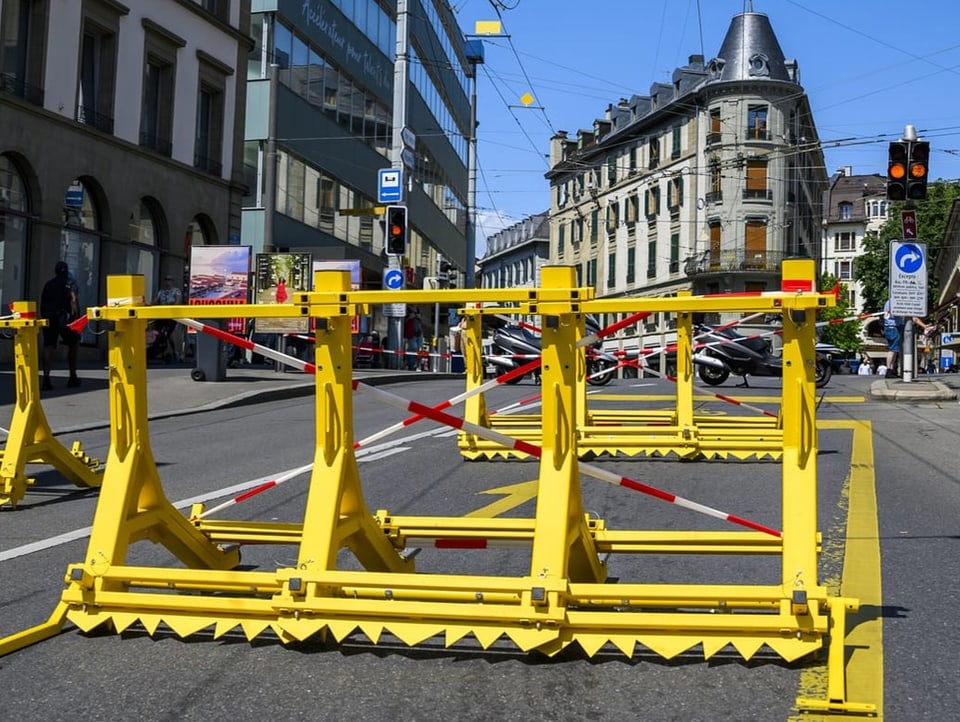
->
left=705, top=190, right=723, bottom=205
left=76, top=105, right=114, bottom=134
left=745, top=129, right=772, bottom=141
left=684, top=249, right=785, bottom=275
left=742, top=188, right=773, bottom=201
left=140, top=132, right=172, bottom=157
left=706, top=131, right=722, bottom=146
left=0, top=72, right=43, bottom=106
left=194, top=152, right=223, bottom=176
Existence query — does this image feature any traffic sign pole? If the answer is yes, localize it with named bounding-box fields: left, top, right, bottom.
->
left=889, top=240, right=928, bottom=382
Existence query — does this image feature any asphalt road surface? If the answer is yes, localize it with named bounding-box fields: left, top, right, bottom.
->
left=1, top=374, right=958, bottom=721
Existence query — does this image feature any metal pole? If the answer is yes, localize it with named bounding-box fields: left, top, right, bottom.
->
left=465, top=64, right=479, bottom=288
left=903, top=320, right=915, bottom=382
left=387, top=0, right=410, bottom=368
left=263, top=63, right=279, bottom=254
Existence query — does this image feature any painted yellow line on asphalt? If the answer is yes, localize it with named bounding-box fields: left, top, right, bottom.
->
left=466, top=421, right=882, bottom=717
left=791, top=420, right=883, bottom=720
left=591, top=394, right=865, bottom=403
left=466, top=479, right=538, bottom=518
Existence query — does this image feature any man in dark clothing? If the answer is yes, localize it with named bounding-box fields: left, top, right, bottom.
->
left=40, top=261, right=80, bottom=390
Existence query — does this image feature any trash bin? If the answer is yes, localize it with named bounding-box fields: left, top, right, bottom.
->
left=192, top=319, right=227, bottom=382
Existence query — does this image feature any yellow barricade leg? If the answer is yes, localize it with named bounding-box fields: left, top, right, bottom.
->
left=529, top=267, right=604, bottom=590
left=0, top=301, right=101, bottom=509
left=457, top=310, right=490, bottom=457
left=62, top=277, right=239, bottom=634
left=296, top=270, right=412, bottom=575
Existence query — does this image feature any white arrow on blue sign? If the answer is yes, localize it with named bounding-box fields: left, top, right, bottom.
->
left=383, top=268, right=405, bottom=290
left=378, top=168, right=402, bottom=204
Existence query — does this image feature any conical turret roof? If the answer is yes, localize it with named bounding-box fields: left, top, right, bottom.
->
left=713, top=11, right=792, bottom=82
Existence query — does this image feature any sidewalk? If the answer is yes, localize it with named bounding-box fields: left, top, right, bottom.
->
left=0, top=360, right=457, bottom=436
left=869, top=375, right=959, bottom=402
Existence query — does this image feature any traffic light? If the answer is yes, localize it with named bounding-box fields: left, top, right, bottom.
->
left=887, top=141, right=909, bottom=201
left=907, top=140, right=930, bottom=201
left=385, top=205, right=407, bottom=255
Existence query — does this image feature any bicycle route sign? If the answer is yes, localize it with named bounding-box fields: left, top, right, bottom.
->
left=889, top=240, right=927, bottom=316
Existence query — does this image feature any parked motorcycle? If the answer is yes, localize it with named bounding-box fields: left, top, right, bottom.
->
left=693, top=325, right=832, bottom=388
left=486, top=316, right=618, bottom=386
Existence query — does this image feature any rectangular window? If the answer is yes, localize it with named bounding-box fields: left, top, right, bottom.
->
left=834, top=260, right=853, bottom=280
left=1, top=0, right=48, bottom=105
left=557, top=222, right=565, bottom=256
left=648, top=136, right=660, bottom=169
left=606, top=200, right=619, bottom=232
left=645, top=185, right=660, bottom=218
left=836, top=232, right=855, bottom=252
left=625, top=194, right=638, bottom=224
left=745, top=220, right=767, bottom=268
left=710, top=222, right=721, bottom=269
left=607, top=251, right=616, bottom=287
left=195, top=51, right=229, bottom=176
left=590, top=209, right=599, bottom=245
left=745, top=160, right=768, bottom=199
left=707, top=108, right=721, bottom=144
left=607, top=155, right=616, bottom=184
left=140, top=24, right=182, bottom=156
left=318, top=176, right=336, bottom=233
left=670, top=232, right=680, bottom=272
left=747, top=105, right=769, bottom=140
left=671, top=126, right=681, bottom=158
left=78, top=20, right=117, bottom=133
left=200, top=0, right=229, bottom=23
left=668, top=177, right=684, bottom=210
left=626, top=246, right=636, bottom=283
left=647, top=237, right=657, bottom=278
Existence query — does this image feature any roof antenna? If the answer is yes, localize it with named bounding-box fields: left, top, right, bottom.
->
left=746, top=0, right=754, bottom=10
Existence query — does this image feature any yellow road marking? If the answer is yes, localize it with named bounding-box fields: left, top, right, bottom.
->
left=466, top=480, right=538, bottom=518
left=792, top=420, right=883, bottom=720
left=591, top=393, right=864, bottom=403
left=467, top=421, right=882, bottom=717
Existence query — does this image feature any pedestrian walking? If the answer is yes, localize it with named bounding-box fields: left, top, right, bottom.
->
left=40, top=261, right=81, bottom=390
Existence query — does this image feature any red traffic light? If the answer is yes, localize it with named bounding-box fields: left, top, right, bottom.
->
left=385, top=205, right=408, bottom=255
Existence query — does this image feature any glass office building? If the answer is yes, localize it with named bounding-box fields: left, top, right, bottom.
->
left=243, top=0, right=471, bottom=294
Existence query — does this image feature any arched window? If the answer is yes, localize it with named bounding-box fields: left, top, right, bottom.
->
left=0, top=154, right=30, bottom=309
left=61, top=178, right=103, bottom=342
left=125, top=198, right=162, bottom=298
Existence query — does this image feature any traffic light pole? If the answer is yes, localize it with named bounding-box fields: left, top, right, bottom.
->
left=386, top=0, right=411, bottom=369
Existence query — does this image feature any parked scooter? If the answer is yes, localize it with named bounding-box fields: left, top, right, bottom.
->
left=693, top=324, right=832, bottom=388
left=486, top=316, right=618, bottom=386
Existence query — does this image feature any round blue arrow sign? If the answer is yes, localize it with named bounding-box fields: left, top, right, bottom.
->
left=895, top=243, right=924, bottom=274
left=384, top=268, right=404, bottom=290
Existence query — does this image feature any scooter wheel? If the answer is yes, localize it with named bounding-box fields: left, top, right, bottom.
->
left=190, top=368, right=206, bottom=382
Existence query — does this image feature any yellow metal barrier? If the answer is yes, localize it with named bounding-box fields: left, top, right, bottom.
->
left=0, top=301, right=102, bottom=508
left=455, top=276, right=817, bottom=461
left=0, top=267, right=872, bottom=714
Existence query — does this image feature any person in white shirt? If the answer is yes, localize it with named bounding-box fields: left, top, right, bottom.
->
left=858, top=359, right=873, bottom=376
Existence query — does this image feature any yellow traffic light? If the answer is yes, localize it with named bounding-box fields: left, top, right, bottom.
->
left=889, top=163, right=906, bottom=179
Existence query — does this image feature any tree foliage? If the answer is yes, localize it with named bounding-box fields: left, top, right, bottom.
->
left=855, top=180, right=960, bottom=314
left=818, top=273, right=861, bottom=352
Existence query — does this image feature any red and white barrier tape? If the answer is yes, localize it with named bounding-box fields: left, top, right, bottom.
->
left=192, top=463, right=313, bottom=520
left=179, top=316, right=777, bottom=534
left=351, top=378, right=781, bottom=537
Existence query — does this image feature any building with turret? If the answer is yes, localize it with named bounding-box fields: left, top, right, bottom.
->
left=547, top=9, right=826, bottom=319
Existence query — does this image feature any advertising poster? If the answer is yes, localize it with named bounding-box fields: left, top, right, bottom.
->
left=314, top=259, right=362, bottom=333
left=188, top=245, right=251, bottom=333
left=254, top=253, right=312, bottom=333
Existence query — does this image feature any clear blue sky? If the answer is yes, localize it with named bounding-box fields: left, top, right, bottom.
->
left=453, top=0, right=960, bottom=254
